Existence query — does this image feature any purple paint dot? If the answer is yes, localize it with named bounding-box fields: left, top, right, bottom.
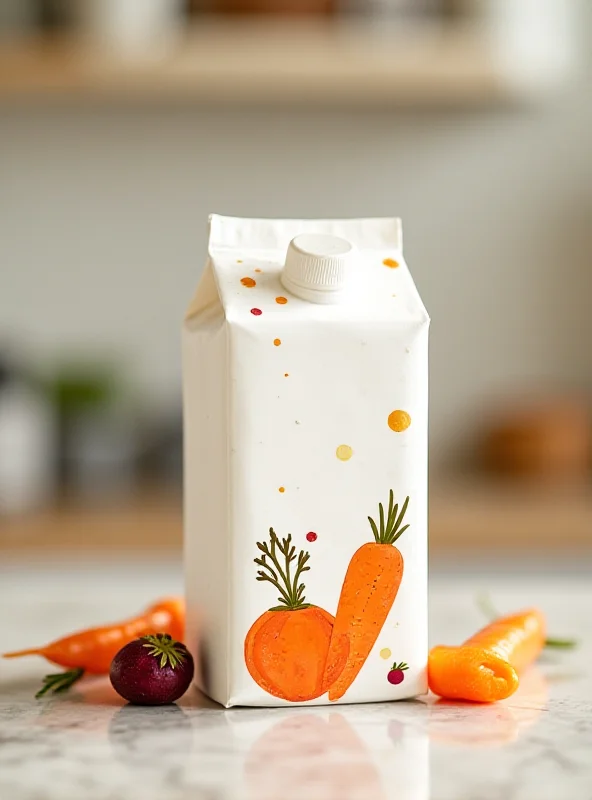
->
left=250, top=308, right=262, bottom=316
left=306, top=532, right=317, bottom=543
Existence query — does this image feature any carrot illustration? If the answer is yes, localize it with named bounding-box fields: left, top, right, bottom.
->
left=428, top=608, right=547, bottom=703
left=4, top=597, right=184, bottom=697
left=244, top=529, right=349, bottom=703
left=325, top=490, right=410, bottom=702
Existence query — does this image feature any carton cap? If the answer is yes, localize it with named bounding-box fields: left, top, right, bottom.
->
left=281, top=233, right=353, bottom=304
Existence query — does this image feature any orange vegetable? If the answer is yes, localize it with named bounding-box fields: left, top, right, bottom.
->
left=244, top=529, right=349, bottom=702
left=325, top=490, right=409, bottom=702
left=428, top=608, right=546, bottom=703
left=4, top=597, right=185, bottom=697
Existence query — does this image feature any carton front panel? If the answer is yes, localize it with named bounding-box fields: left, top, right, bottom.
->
left=229, top=318, right=428, bottom=706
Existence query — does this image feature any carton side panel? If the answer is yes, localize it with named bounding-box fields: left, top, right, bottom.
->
left=183, top=308, right=229, bottom=706
left=185, top=261, right=220, bottom=323
left=407, top=320, right=429, bottom=697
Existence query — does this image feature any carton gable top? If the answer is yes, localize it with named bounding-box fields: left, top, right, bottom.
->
left=188, top=215, right=430, bottom=325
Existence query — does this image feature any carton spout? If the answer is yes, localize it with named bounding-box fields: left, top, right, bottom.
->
left=280, top=233, right=354, bottom=304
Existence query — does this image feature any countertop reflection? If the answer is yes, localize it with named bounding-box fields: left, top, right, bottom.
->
left=1, top=561, right=591, bottom=799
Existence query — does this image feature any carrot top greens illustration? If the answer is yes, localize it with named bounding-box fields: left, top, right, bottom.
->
left=368, top=491, right=409, bottom=544
left=254, top=529, right=311, bottom=611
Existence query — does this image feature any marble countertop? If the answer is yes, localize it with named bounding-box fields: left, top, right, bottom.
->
left=1, top=560, right=591, bottom=800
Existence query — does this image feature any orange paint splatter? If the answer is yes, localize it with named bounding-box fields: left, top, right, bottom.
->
left=241, top=277, right=256, bottom=288
left=275, top=296, right=288, bottom=305
left=254, top=268, right=262, bottom=273
left=388, top=410, right=411, bottom=432
left=383, top=258, right=399, bottom=269
left=278, top=486, right=285, bottom=493
left=284, top=373, right=289, bottom=378
left=273, top=338, right=281, bottom=346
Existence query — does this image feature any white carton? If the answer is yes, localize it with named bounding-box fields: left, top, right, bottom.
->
left=183, top=215, right=429, bottom=708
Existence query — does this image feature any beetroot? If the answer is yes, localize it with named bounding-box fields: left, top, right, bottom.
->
left=387, top=661, right=409, bottom=686
left=110, top=634, right=194, bottom=705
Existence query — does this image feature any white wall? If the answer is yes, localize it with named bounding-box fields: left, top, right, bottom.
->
left=1, top=26, right=591, bottom=466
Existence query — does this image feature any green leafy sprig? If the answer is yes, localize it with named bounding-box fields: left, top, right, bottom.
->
left=391, top=661, right=408, bottom=672
left=368, top=490, right=410, bottom=545
left=255, top=528, right=311, bottom=611
left=35, top=668, right=84, bottom=699
left=142, top=634, right=187, bottom=668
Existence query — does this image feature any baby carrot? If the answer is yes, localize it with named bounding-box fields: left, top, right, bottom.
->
left=325, top=490, right=409, bottom=702
left=477, top=593, right=577, bottom=650
left=428, top=608, right=546, bottom=703
left=3, top=597, right=185, bottom=697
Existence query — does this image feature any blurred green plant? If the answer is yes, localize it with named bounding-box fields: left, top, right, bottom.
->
left=49, top=364, right=118, bottom=416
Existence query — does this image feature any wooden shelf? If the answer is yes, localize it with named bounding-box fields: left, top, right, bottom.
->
left=430, top=479, right=592, bottom=552
left=0, top=18, right=576, bottom=107
left=1, top=480, right=590, bottom=558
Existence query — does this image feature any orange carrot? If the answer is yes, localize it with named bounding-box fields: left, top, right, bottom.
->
left=428, top=608, right=546, bottom=703
left=4, top=597, right=185, bottom=697
left=325, top=490, right=409, bottom=702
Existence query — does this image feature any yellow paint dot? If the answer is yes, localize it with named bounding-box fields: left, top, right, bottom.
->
left=273, top=338, right=281, bottom=346
left=380, top=648, right=392, bottom=660
left=336, top=444, right=353, bottom=461
left=237, top=259, right=243, bottom=263
left=278, top=486, right=285, bottom=493
left=383, top=258, right=399, bottom=269
left=275, top=296, right=288, bottom=305
left=388, top=410, right=411, bottom=432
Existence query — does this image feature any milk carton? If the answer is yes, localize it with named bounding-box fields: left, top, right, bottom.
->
left=183, top=215, right=429, bottom=708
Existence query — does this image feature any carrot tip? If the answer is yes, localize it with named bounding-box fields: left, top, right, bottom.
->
left=3, top=649, right=41, bottom=659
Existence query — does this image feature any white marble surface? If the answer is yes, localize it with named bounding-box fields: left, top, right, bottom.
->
left=1, top=560, right=591, bottom=800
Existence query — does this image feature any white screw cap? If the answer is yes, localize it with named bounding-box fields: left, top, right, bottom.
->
left=281, top=233, right=354, bottom=304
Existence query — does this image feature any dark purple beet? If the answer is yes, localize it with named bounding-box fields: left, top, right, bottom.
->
left=110, top=634, right=194, bottom=705
left=387, top=661, right=408, bottom=686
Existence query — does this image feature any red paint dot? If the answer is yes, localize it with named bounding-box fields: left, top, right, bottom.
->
left=251, top=308, right=262, bottom=316
left=306, top=532, right=317, bottom=542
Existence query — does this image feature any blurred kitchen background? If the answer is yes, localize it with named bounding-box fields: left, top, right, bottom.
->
left=0, top=0, right=590, bottom=564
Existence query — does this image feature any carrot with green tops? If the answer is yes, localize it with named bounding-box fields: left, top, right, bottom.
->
left=244, top=529, right=349, bottom=703
left=3, top=597, right=185, bottom=697
left=428, top=608, right=546, bottom=703
left=325, top=490, right=409, bottom=702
